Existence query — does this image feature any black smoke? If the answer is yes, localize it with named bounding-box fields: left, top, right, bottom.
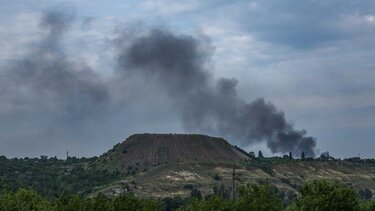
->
left=117, top=29, right=316, bottom=157
left=0, top=9, right=317, bottom=157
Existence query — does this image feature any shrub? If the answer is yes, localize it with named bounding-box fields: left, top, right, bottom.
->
left=290, top=180, right=359, bottom=211
left=236, top=183, right=283, bottom=211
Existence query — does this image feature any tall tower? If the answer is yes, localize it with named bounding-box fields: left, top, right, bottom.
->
left=66, top=150, right=69, bottom=160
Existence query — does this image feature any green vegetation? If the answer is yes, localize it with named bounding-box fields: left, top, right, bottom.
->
left=0, top=156, right=120, bottom=197
left=2, top=154, right=375, bottom=200
left=0, top=189, right=162, bottom=211
left=287, top=180, right=360, bottom=211
left=0, top=180, right=373, bottom=211
left=2, top=135, right=375, bottom=210
left=236, top=183, right=283, bottom=211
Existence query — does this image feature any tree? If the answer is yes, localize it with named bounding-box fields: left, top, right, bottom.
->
left=91, top=193, right=110, bottom=210
left=53, top=191, right=90, bottom=211
left=320, top=151, right=330, bottom=160
left=162, top=196, right=186, bottom=211
left=249, top=151, right=256, bottom=159
left=0, top=189, right=52, bottom=211
left=290, top=180, right=359, bottom=211
left=359, top=200, right=375, bottom=211
left=258, top=151, right=264, bottom=158
left=236, top=183, right=283, bottom=211
left=301, top=152, right=305, bottom=160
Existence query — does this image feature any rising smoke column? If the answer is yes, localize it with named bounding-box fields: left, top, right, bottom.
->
left=0, top=9, right=316, bottom=157
left=117, top=29, right=317, bottom=157
left=1, top=10, right=109, bottom=123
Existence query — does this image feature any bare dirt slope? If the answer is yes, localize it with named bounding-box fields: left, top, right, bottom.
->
left=96, top=134, right=249, bottom=173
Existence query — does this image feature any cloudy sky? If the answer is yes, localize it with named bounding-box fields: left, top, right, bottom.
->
left=1, top=0, right=375, bottom=158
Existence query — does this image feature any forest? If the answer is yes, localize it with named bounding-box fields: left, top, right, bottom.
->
left=1, top=180, right=375, bottom=211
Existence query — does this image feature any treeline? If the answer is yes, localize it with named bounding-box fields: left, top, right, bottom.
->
left=0, top=180, right=374, bottom=211
left=244, top=149, right=375, bottom=163
left=1, top=153, right=375, bottom=200
left=0, top=155, right=120, bottom=197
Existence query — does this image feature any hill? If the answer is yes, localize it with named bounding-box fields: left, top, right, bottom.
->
left=1, top=133, right=375, bottom=201
left=94, top=133, right=249, bottom=174
left=91, top=134, right=375, bottom=199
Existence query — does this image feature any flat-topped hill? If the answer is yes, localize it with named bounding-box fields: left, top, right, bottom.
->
left=96, top=133, right=249, bottom=173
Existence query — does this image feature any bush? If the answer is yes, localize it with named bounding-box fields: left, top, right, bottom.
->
left=190, top=188, right=202, bottom=200
left=359, top=188, right=373, bottom=200
left=183, top=195, right=235, bottom=211
left=236, top=183, right=283, bottom=211
left=359, top=200, right=375, bottom=211
left=290, top=180, right=359, bottom=211
left=0, top=189, right=52, bottom=211
left=213, top=173, right=220, bottom=181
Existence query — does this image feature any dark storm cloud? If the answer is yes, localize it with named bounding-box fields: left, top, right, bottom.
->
left=117, top=29, right=316, bottom=156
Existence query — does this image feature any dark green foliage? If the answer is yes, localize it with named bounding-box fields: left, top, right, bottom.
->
left=212, top=184, right=230, bottom=199
left=162, top=196, right=187, bottom=211
left=190, top=188, right=202, bottom=200
left=248, top=151, right=256, bottom=159
left=359, top=188, right=373, bottom=200
left=1, top=181, right=374, bottom=211
left=291, top=180, right=360, bottom=211
left=182, top=195, right=235, bottom=211
left=213, top=173, right=220, bottom=181
left=181, top=183, right=284, bottom=211
left=241, top=158, right=275, bottom=176
left=258, top=150, right=263, bottom=158
left=91, top=193, right=110, bottom=210
left=319, top=151, right=330, bottom=160
left=359, top=200, right=375, bottom=211
left=0, top=156, right=120, bottom=197
left=236, top=183, right=283, bottom=211
left=0, top=189, right=52, bottom=211
left=111, top=194, right=163, bottom=211
left=54, top=192, right=91, bottom=211
left=0, top=189, right=162, bottom=211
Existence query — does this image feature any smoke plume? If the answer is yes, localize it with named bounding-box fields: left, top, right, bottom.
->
left=0, top=9, right=316, bottom=157
left=117, top=29, right=316, bottom=156
left=1, top=10, right=109, bottom=122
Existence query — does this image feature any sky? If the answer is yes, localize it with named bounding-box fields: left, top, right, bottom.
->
left=1, top=0, right=375, bottom=158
